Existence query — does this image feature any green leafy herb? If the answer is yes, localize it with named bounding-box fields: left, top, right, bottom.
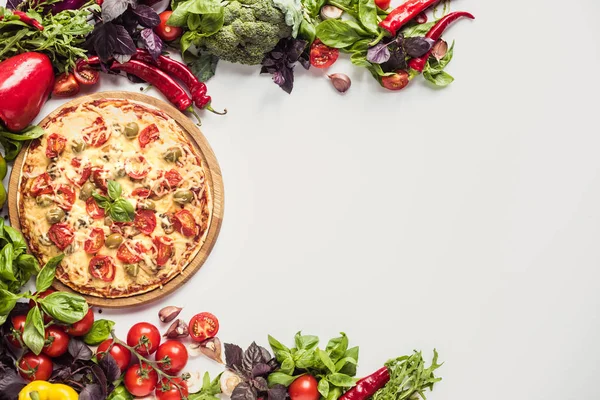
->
left=93, top=181, right=135, bottom=222
left=35, top=254, right=64, bottom=293
left=184, top=51, right=219, bottom=82
left=372, top=350, right=442, bottom=400
left=188, top=372, right=223, bottom=400
left=0, top=220, right=40, bottom=294
left=267, top=332, right=359, bottom=400
left=357, top=0, right=378, bottom=35
left=39, top=291, right=89, bottom=324
left=316, top=19, right=364, bottom=48
left=108, top=385, right=134, bottom=400
left=22, top=306, right=45, bottom=355
left=423, top=41, right=455, bottom=87
left=83, top=319, right=115, bottom=345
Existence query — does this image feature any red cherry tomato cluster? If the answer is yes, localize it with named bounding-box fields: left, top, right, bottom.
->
left=11, top=291, right=95, bottom=382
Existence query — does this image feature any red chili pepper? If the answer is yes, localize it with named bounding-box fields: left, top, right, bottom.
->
left=408, top=11, right=475, bottom=72
left=379, top=0, right=438, bottom=36
left=339, top=367, right=390, bottom=400
left=132, top=49, right=225, bottom=114
left=109, top=60, right=194, bottom=112
left=0, top=10, right=44, bottom=30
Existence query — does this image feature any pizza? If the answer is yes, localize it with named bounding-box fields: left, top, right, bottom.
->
left=17, top=98, right=212, bottom=298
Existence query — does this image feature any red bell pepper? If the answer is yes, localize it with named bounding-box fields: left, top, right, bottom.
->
left=0, top=53, right=55, bottom=132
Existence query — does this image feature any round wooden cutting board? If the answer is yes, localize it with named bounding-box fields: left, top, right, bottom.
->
left=8, top=91, right=224, bottom=308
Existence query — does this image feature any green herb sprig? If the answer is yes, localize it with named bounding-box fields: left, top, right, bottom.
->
left=92, top=180, right=136, bottom=223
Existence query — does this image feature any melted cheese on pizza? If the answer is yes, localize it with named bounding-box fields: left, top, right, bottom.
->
left=18, top=99, right=212, bottom=298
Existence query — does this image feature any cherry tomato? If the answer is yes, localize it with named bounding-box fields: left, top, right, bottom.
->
left=30, top=173, right=53, bottom=196
left=188, top=312, right=219, bottom=343
left=116, top=241, right=143, bottom=264
left=381, top=70, right=410, bottom=91
left=97, top=339, right=132, bottom=372
left=125, top=155, right=151, bottom=179
left=28, top=289, right=56, bottom=324
left=46, top=133, right=67, bottom=159
left=155, top=340, right=188, bottom=374
left=19, top=353, right=53, bottom=382
left=154, top=236, right=174, bottom=267
left=67, top=157, right=92, bottom=187
left=173, top=209, right=197, bottom=237
left=8, top=314, right=26, bottom=348
left=86, top=197, right=106, bottom=219
left=416, top=12, right=428, bottom=24
left=289, top=375, right=320, bottom=400
left=66, top=308, right=94, bottom=336
left=42, top=326, right=70, bottom=358
left=84, top=228, right=105, bottom=254
left=134, top=209, right=157, bottom=235
left=132, top=188, right=151, bottom=198
left=89, top=255, right=116, bottom=282
left=310, top=39, right=339, bottom=68
left=155, top=11, right=183, bottom=42
left=138, top=124, right=160, bottom=148
left=52, top=73, right=80, bottom=97
left=374, top=0, right=390, bottom=9
left=127, top=322, right=161, bottom=356
left=92, top=168, right=109, bottom=191
left=164, top=169, right=182, bottom=188
left=48, top=223, right=74, bottom=251
left=55, top=184, right=76, bottom=211
left=82, top=117, right=110, bottom=147
left=124, top=362, right=159, bottom=397
left=74, top=62, right=100, bottom=85
left=156, top=377, right=188, bottom=400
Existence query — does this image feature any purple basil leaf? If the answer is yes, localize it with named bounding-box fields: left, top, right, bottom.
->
left=79, top=383, right=104, bottom=400
left=225, top=343, right=244, bottom=370
left=404, top=37, right=435, bottom=58
left=121, top=9, right=140, bottom=35
left=0, top=369, right=26, bottom=400
left=278, top=65, right=295, bottom=94
left=258, top=346, right=272, bottom=364
left=287, top=39, right=307, bottom=63
left=252, top=363, right=272, bottom=378
left=6, top=0, right=25, bottom=10
left=381, top=44, right=407, bottom=73
left=114, top=24, right=137, bottom=55
left=99, top=353, right=120, bottom=382
left=251, top=377, right=269, bottom=392
left=91, top=22, right=118, bottom=62
left=102, top=0, right=136, bottom=22
left=131, top=4, right=161, bottom=28
left=51, top=0, right=87, bottom=13
left=242, top=343, right=264, bottom=374
left=231, top=383, right=257, bottom=400
left=68, top=339, right=93, bottom=361
left=367, top=43, right=391, bottom=64
left=268, top=385, right=287, bottom=400
left=272, top=71, right=284, bottom=85
left=140, top=28, right=164, bottom=60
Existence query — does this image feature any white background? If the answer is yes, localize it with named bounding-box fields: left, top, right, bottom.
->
left=3, top=0, right=600, bottom=398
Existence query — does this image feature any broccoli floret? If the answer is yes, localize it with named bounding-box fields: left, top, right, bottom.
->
left=195, top=0, right=292, bottom=65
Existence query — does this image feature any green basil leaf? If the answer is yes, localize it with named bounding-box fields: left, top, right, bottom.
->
left=180, top=31, right=200, bottom=54
left=317, top=348, right=336, bottom=374
left=267, top=372, right=297, bottom=387
left=303, top=0, right=326, bottom=18
left=92, top=192, right=111, bottom=209
left=4, top=226, right=26, bottom=252
left=198, top=10, right=224, bottom=37
left=326, top=386, right=342, bottom=400
left=401, top=21, right=436, bottom=38
left=23, top=306, right=45, bottom=355
left=107, top=384, right=133, bottom=400
left=83, top=319, right=115, bottom=345
left=0, top=243, right=15, bottom=282
left=358, top=0, right=378, bottom=34
left=0, top=138, right=22, bottom=161
left=167, top=0, right=192, bottom=26
left=299, top=18, right=316, bottom=43
left=280, top=356, right=295, bottom=375
left=294, top=332, right=319, bottom=351
left=184, top=51, right=219, bottom=82
left=107, top=180, right=122, bottom=201
left=268, top=335, right=291, bottom=359
left=16, top=254, right=40, bottom=274
left=318, top=378, right=330, bottom=397
left=0, top=289, right=19, bottom=315
left=423, top=69, right=454, bottom=87
left=294, top=349, right=317, bottom=369
left=40, top=292, right=89, bottom=324
left=327, top=373, right=356, bottom=388
left=334, top=356, right=357, bottom=373
left=316, top=19, right=363, bottom=48
left=110, top=198, right=135, bottom=222
left=338, top=346, right=359, bottom=375
left=0, top=125, right=44, bottom=141
left=326, top=333, right=348, bottom=362
left=35, top=254, right=64, bottom=292
left=188, top=0, right=223, bottom=14
left=187, top=13, right=201, bottom=30
left=0, top=314, right=7, bottom=325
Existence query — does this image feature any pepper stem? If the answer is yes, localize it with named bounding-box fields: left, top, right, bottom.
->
left=369, top=30, right=388, bottom=47
left=186, top=106, right=202, bottom=126
left=205, top=104, right=227, bottom=115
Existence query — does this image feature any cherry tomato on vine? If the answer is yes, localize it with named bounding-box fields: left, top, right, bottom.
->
left=97, top=339, right=132, bottom=372
left=381, top=71, right=410, bottom=91
left=310, top=39, right=339, bottom=68
left=155, top=340, right=188, bottom=374
left=52, top=73, right=80, bottom=97
left=7, top=314, right=26, bottom=348
left=155, top=11, right=183, bottom=42
left=156, top=377, right=188, bottom=400
left=65, top=308, right=94, bottom=337
left=42, top=326, right=70, bottom=357
left=188, top=312, right=219, bottom=343
left=19, top=353, right=53, bottom=382
left=288, top=375, right=320, bottom=400
left=127, top=322, right=161, bottom=356
left=124, top=362, right=159, bottom=397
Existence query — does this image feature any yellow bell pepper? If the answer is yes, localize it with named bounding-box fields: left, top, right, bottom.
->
left=18, top=381, right=78, bottom=400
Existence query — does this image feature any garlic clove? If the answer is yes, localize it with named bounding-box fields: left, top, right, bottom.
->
left=328, top=73, right=351, bottom=93
left=220, top=370, right=244, bottom=397
left=188, top=337, right=224, bottom=363
left=431, top=39, right=448, bottom=60
left=164, top=319, right=189, bottom=338
left=158, top=306, right=182, bottom=323
left=320, top=5, right=343, bottom=20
